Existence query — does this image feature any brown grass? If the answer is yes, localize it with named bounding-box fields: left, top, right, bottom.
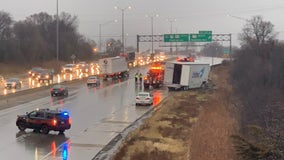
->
left=111, top=65, right=239, bottom=160
left=189, top=65, right=238, bottom=160
left=112, top=91, right=206, bottom=160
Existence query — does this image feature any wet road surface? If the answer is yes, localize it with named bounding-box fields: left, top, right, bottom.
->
left=0, top=68, right=167, bottom=160
left=0, top=57, right=224, bottom=160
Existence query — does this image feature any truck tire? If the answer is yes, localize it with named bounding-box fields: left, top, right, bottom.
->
left=183, top=86, right=189, bottom=90
left=201, top=82, right=206, bottom=89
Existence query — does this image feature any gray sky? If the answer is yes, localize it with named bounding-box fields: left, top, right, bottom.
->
left=2, top=0, right=284, bottom=51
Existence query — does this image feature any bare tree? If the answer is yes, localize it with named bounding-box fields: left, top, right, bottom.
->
left=232, top=15, right=284, bottom=160
left=106, top=38, right=122, bottom=56
left=240, top=15, right=276, bottom=47
left=201, top=42, right=224, bottom=57
left=0, top=11, right=13, bottom=40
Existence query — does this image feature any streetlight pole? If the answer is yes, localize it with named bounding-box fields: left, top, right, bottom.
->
left=99, top=20, right=117, bottom=52
left=115, top=6, right=131, bottom=54
left=99, top=23, right=102, bottom=52
left=146, top=14, right=159, bottom=54
left=166, top=18, right=176, bottom=54
left=122, top=9, right=124, bottom=54
left=151, top=16, right=154, bottom=54
left=56, top=0, right=59, bottom=61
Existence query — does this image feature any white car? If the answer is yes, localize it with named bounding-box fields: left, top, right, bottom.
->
left=135, top=92, right=153, bottom=106
left=62, top=64, right=76, bottom=73
left=87, top=76, right=100, bottom=86
left=5, top=78, right=22, bottom=89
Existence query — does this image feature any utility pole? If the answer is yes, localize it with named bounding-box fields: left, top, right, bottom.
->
left=166, top=18, right=176, bottom=54
left=115, top=6, right=131, bottom=54
left=56, top=0, right=59, bottom=61
left=146, top=13, right=159, bottom=54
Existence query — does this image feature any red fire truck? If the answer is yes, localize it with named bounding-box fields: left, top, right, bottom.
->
left=143, top=62, right=164, bottom=89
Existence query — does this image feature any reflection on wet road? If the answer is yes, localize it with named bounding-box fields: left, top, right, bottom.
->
left=0, top=73, right=89, bottom=96
left=0, top=68, right=167, bottom=160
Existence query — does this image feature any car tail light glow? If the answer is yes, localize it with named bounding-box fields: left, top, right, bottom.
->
left=68, top=118, right=72, bottom=124
left=52, top=119, right=57, bottom=126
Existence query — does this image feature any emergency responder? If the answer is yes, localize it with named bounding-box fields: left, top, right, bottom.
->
left=139, top=73, right=143, bottom=82
left=135, top=72, right=139, bottom=82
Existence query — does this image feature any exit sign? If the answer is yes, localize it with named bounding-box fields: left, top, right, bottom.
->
left=198, top=31, right=212, bottom=35
left=164, top=34, right=189, bottom=42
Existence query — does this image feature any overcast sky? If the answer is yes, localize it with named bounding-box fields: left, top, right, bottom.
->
left=2, top=0, right=284, bottom=51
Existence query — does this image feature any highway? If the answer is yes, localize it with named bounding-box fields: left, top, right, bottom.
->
left=0, top=67, right=167, bottom=160
left=0, top=57, right=224, bottom=160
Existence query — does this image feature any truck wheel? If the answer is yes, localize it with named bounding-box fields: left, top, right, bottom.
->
left=17, top=121, right=26, bottom=131
left=201, top=83, right=206, bottom=89
left=41, top=125, right=49, bottom=134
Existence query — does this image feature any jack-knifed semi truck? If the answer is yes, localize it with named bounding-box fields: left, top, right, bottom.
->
left=98, top=56, right=129, bottom=80
left=164, top=61, right=210, bottom=91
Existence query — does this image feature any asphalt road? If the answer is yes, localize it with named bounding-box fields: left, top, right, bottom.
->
left=0, top=67, right=168, bottom=160
left=0, top=57, right=224, bottom=160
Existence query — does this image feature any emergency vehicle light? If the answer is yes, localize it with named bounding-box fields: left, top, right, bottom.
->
left=151, top=67, right=162, bottom=70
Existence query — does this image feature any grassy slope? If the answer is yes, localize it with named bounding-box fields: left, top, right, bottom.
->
left=111, top=65, right=238, bottom=160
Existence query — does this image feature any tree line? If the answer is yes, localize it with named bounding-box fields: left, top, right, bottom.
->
left=231, top=15, right=284, bottom=159
left=0, top=11, right=97, bottom=64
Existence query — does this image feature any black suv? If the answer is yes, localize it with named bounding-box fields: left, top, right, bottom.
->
left=16, top=108, right=71, bottom=134
left=28, top=67, right=43, bottom=78
left=37, top=69, right=54, bottom=84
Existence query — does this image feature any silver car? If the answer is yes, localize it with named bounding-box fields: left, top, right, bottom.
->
left=87, top=76, right=100, bottom=86
left=135, top=92, right=153, bottom=106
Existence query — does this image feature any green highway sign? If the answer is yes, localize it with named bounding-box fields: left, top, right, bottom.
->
left=198, top=31, right=212, bottom=35
left=164, top=34, right=189, bottom=42
left=223, top=48, right=230, bottom=54
left=190, top=34, right=212, bottom=42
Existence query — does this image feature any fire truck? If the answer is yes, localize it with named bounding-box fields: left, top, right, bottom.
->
left=143, top=62, right=164, bottom=89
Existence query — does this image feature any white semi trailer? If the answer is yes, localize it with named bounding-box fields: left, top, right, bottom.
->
left=164, top=61, right=210, bottom=91
left=98, top=56, right=129, bottom=80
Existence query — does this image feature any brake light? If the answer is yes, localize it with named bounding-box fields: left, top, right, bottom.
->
left=68, top=118, right=72, bottom=124
left=52, top=119, right=57, bottom=126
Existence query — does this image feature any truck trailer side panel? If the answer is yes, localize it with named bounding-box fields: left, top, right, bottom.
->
left=164, top=62, right=175, bottom=85
left=188, top=64, right=210, bottom=88
left=165, top=61, right=210, bottom=90
left=99, top=57, right=128, bottom=75
left=180, top=65, right=190, bottom=86
left=173, top=64, right=182, bottom=84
